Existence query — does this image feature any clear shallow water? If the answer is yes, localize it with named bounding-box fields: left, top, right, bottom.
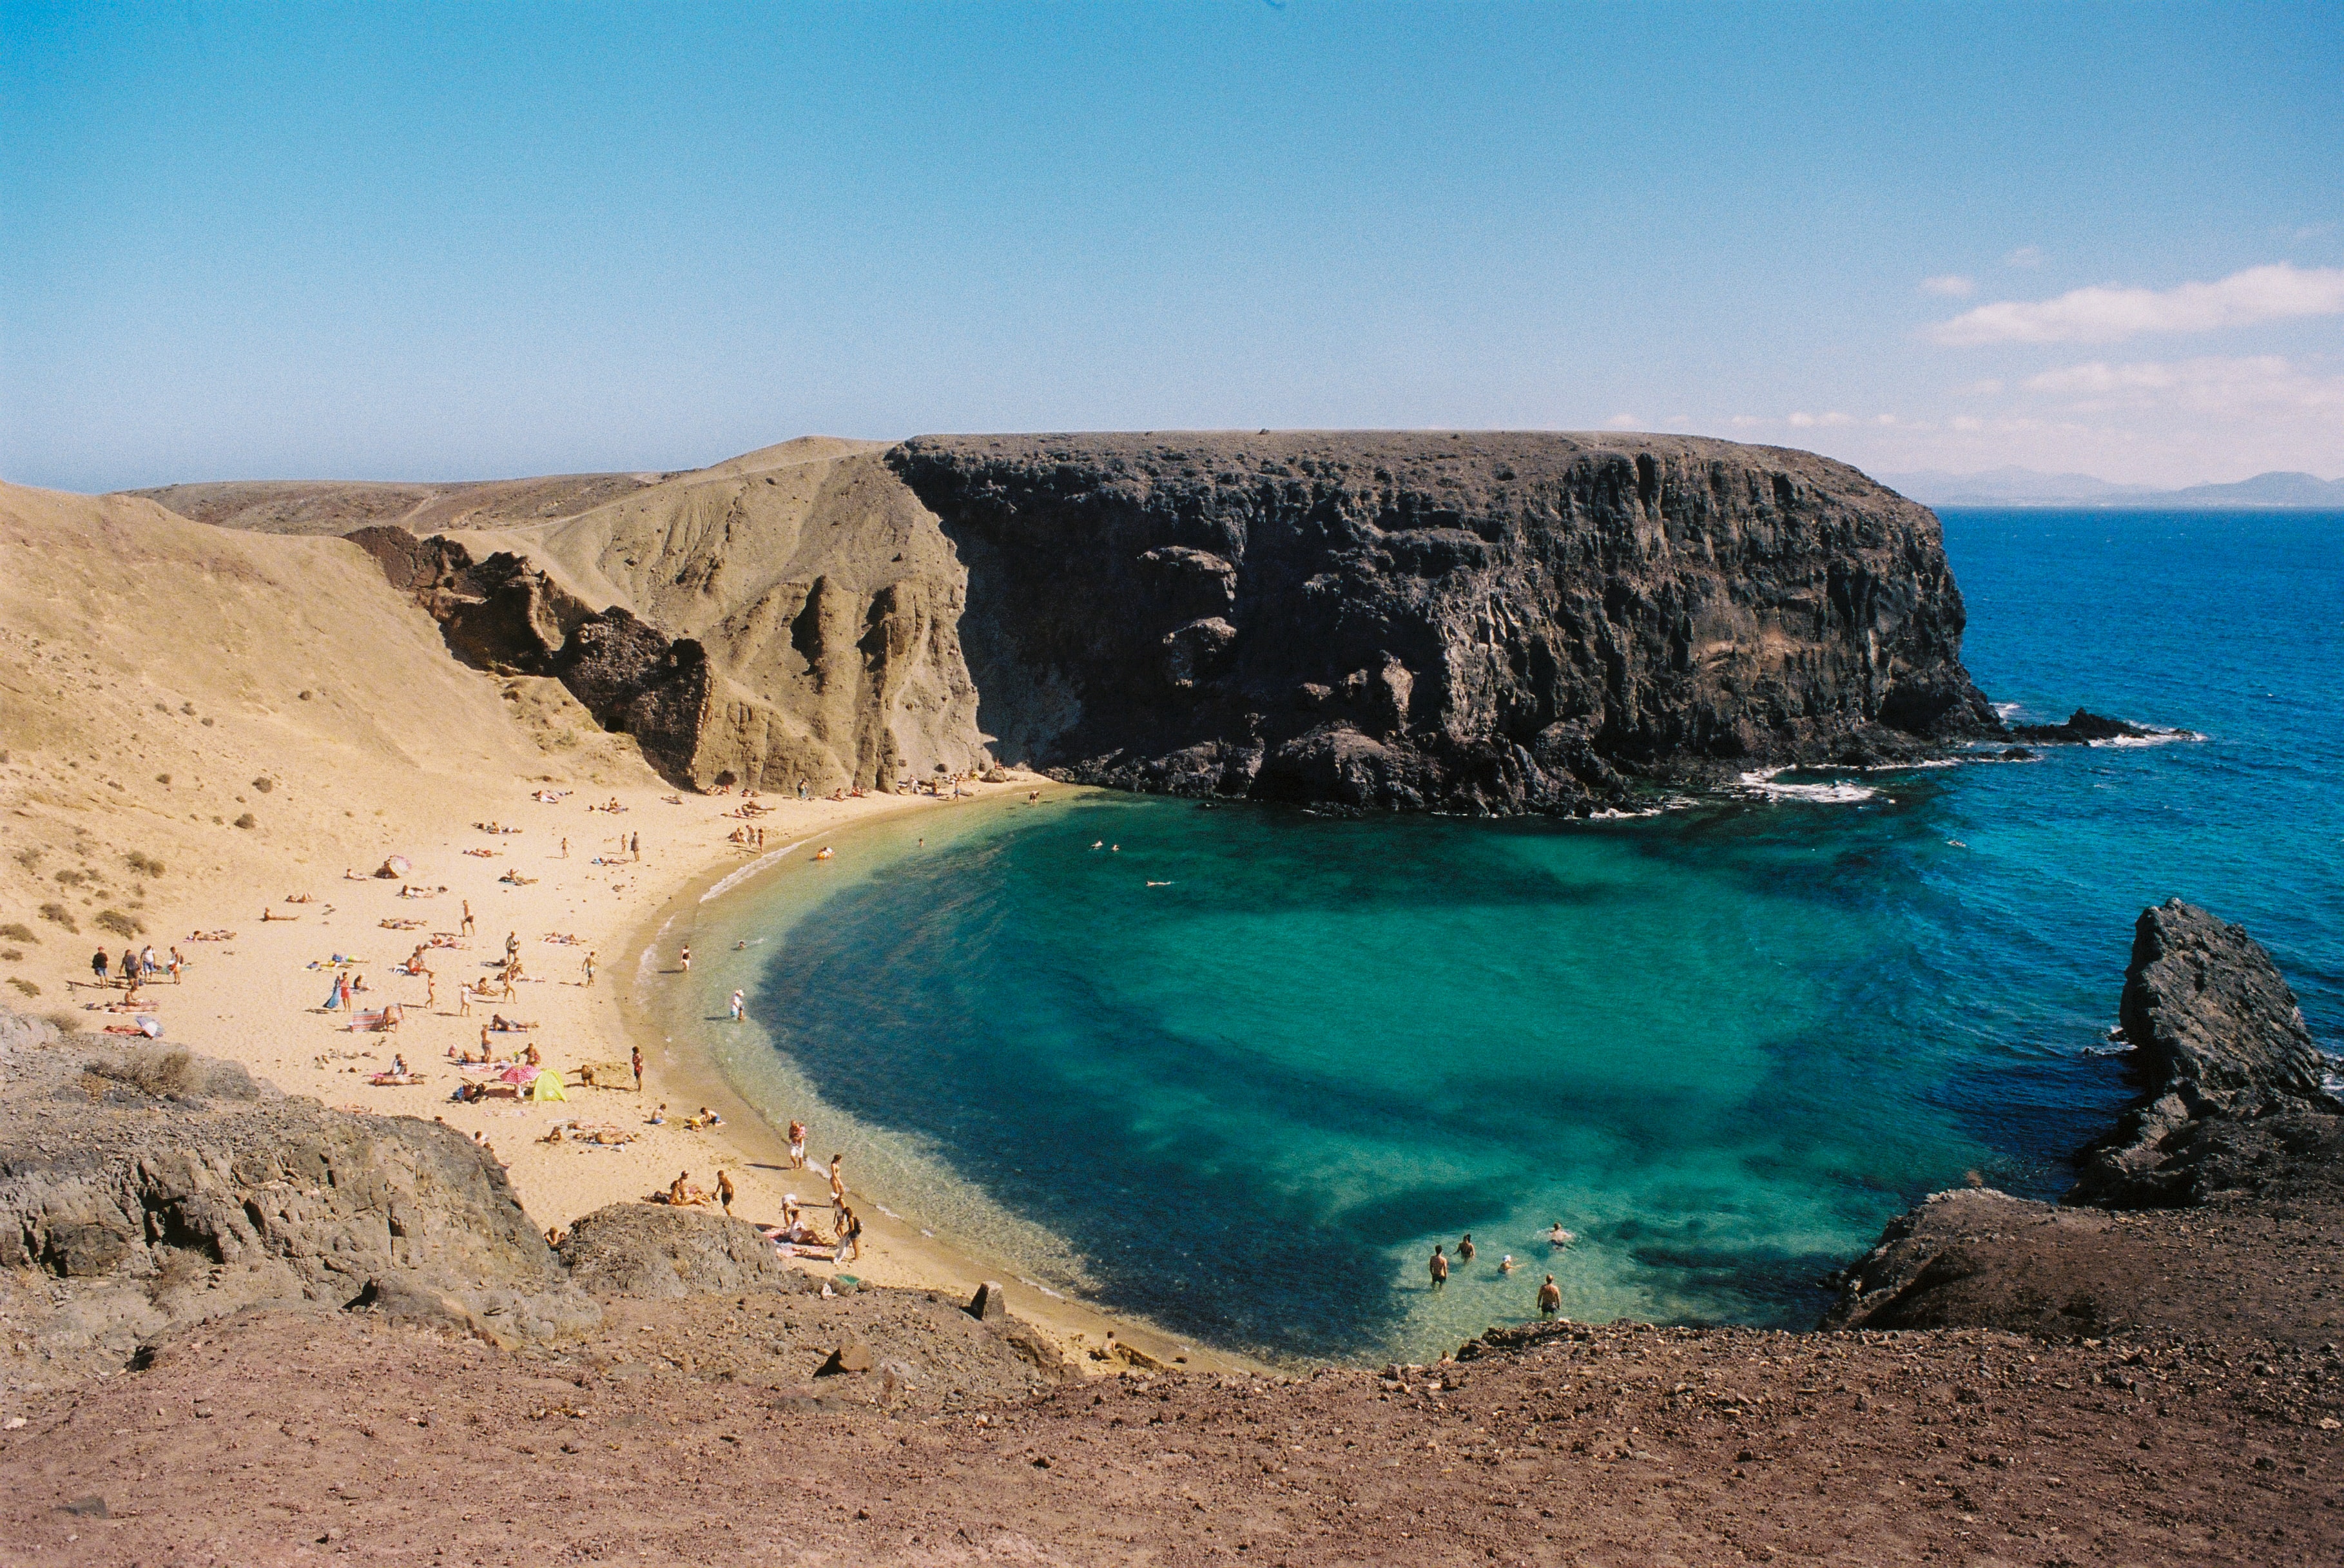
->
left=684, top=510, right=2343, bottom=1365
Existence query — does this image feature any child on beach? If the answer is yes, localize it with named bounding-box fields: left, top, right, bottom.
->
left=787, top=1119, right=807, bottom=1169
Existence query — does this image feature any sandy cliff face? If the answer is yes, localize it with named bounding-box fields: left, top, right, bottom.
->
left=342, top=440, right=986, bottom=796
left=890, top=431, right=1996, bottom=812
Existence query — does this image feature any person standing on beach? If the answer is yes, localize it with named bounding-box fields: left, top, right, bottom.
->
left=828, top=1153, right=846, bottom=1210
left=561, top=837, right=568, bottom=859
left=91, top=946, right=110, bottom=987
left=1538, top=1275, right=1562, bottom=1318
left=631, top=1044, right=644, bottom=1091
left=729, top=989, right=745, bottom=1023
left=581, top=951, right=596, bottom=987
left=167, top=946, right=184, bottom=984
left=679, top=944, right=691, bottom=973
left=630, top=832, right=640, bottom=861
left=716, top=1168, right=736, bottom=1214
left=787, top=1119, right=807, bottom=1168
left=1429, top=1245, right=1449, bottom=1290
left=460, top=900, right=474, bottom=938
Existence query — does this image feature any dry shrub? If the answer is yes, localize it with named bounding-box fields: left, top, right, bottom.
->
left=87, top=1047, right=198, bottom=1098
left=38, top=902, right=78, bottom=933
left=8, top=978, right=38, bottom=998
left=95, top=909, right=144, bottom=938
left=125, top=851, right=166, bottom=876
left=0, top=921, right=34, bottom=943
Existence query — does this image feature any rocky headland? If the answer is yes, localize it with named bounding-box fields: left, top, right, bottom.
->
left=295, top=431, right=2013, bottom=815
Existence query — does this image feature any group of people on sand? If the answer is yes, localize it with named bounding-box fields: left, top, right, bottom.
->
left=90, top=943, right=183, bottom=994
left=1428, top=1222, right=1576, bottom=1317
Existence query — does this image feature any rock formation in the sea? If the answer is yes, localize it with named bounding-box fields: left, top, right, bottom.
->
left=1826, top=900, right=2341, bottom=1336
left=2005, top=708, right=2184, bottom=745
left=2071, top=898, right=2340, bottom=1206
left=890, top=432, right=1999, bottom=812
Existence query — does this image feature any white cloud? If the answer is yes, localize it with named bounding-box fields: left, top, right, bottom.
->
left=2023, top=354, right=2344, bottom=418
left=1787, top=411, right=1854, bottom=428
left=1928, top=262, right=2344, bottom=346
left=1919, top=274, right=1975, bottom=298
left=1602, top=412, right=1640, bottom=429
left=2004, top=246, right=2044, bottom=267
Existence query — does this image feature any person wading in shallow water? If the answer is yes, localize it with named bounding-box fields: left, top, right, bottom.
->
left=1429, top=1245, right=1449, bottom=1290
left=1538, top=1275, right=1562, bottom=1318
left=1458, top=1233, right=1476, bottom=1264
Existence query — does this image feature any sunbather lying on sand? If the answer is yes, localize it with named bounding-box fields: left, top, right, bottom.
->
left=260, top=908, right=298, bottom=922
left=488, top=1014, right=535, bottom=1031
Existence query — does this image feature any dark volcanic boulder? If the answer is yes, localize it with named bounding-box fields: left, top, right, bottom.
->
left=2073, top=900, right=2340, bottom=1205
left=2118, top=898, right=2330, bottom=1110
left=889, top=431, right=1996, bottom=813
left=2006, top=708, right=2174, bottom=745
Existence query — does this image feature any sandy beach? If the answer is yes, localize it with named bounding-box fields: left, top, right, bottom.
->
left=0, top=482, right=1236, bottom=1374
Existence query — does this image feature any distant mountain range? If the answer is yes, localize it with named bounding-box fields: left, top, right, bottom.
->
left=1878, top=466, right=2344, bottom=510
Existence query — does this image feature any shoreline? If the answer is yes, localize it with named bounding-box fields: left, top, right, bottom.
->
left=608, top=787, right=1263, bottom=1375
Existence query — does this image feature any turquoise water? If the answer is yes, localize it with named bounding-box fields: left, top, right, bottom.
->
left=685, top=510, right=2343, bottom=1365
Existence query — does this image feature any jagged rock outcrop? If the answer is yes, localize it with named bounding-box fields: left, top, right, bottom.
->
left=0, top=1024, right=597, bottom=1373
left=890, top=432, right=1998, bottom=813
left=2006, top=708, right=2190, bottom=746
left=2072, top=899, right=2340, bottom=1206
left=1828, top=901, right=2340, bottom=1333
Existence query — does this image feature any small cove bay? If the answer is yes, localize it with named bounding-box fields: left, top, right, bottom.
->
left=677, top=510, right=2343, bottom=1366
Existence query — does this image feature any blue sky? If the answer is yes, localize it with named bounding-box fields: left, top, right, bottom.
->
left=3, top=1, right=2338, bottom=491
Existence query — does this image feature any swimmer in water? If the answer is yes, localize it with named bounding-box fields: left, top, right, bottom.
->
left=1548, top=1221, right=1574, bottom=1247
left=1090, top=840, right=1103, bottom=850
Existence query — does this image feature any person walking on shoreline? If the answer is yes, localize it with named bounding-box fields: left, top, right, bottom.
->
left=679, top=944, right=691, bottom=973
left=631, top=1044, right=644, bottom=1091
left=1429, top=1245, right=1449, bottom=1290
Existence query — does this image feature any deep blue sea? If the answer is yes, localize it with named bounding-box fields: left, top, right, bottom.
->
left=676, top=510, right=2343, bottom=1366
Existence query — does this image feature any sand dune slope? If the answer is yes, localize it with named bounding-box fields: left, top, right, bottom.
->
left=0, top=480, right=661, bottom=1001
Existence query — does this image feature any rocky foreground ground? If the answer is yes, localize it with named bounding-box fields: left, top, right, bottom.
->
left=3, top=900, right=2339, bottom=1565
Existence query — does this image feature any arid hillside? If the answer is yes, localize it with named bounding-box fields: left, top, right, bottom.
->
left=0, top=480, right=658, bottom=1005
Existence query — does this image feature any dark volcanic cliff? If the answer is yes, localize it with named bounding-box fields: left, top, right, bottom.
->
left=891, top=431, right=1995, bottom=813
